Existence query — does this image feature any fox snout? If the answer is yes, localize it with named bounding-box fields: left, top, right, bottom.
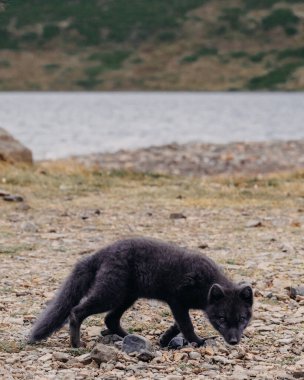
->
left=222, top=327, right=243, bottom=346
left=224, top=328, right=241, bottom=346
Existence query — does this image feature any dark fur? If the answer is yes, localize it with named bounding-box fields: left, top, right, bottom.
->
left=28, top=238, right=253, bottom=347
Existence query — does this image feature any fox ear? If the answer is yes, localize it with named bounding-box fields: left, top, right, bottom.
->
left=208, top=284, right=225, bottom=304
left=239, top=284, right=253, bottom=306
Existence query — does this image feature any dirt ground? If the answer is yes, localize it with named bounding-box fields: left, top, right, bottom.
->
left=0, top=161, right=304, bottom=379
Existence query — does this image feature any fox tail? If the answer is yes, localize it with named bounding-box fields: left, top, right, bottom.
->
left=28, top=254, right=99, bottom=343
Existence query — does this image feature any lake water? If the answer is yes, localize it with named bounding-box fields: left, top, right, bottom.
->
left=0, top=92, right=303, bottom=160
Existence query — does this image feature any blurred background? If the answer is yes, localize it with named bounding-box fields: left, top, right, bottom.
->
left=0, top=0, right=304, bottom=162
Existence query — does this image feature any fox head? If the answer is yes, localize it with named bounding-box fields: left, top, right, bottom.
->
left=205, top=283, right=253, bottom=345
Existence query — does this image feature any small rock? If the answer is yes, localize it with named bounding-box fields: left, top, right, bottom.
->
left=90, top=343, right=117, bottom=365
left=3, top=194, right=24, bottom=202
left=246, top=220, right=262, bottom=228
left=188, top=351, right=201, bottom=360
left=122, top=334, right=152, bottom=354
left=170, top=213, right=187, bottom=220
left=0, top=189, right=10, bottom=196
left=198, top=243, right=209, bottom=249
left=166, top=376, right=184, bottom=380
left=280, top=243, right=294, bottom=252
left=168, top=336, right=187, bottom=349
left=286, top=285, right=304, bottom=299
left=293, top=371, right=304, bottom=379
left=21, top=221, right=38, bottom=233
left=76, top=353, right=92, bottom=365
left=39, top=353, right=53, bottom=362
left=204, top=346, right=215, bottom=356
left=98, top=331, right=123, bottom=345
left=137, top=350, right=155, bottom=362
left=53, top=352, right=70, bottom=362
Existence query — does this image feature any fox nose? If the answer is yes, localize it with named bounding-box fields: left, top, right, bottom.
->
left=228, top=337, right=238, bottom=345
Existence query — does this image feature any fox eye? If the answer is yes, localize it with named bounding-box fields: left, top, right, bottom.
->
left=240, top=316, right=246, bottom=322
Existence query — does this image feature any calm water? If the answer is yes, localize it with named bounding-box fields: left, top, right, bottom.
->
left=0, top=92, right=303, bottom=160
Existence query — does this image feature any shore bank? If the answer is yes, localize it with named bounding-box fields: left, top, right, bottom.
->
left=75, top=140, right=304, bottom=177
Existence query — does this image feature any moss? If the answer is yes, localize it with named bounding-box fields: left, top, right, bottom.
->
left=181, top=47, right=218, bottom=64
left=247, top=63, right=302, bottom=90
left=262, top=9, right=300, bottom=35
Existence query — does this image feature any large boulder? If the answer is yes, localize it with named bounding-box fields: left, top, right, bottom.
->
left=0, top=127, right=33, bottom=164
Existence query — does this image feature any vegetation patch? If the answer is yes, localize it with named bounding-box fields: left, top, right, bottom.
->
left=181, top=47, right=218, bottom=64
left=88, top=50, right=130, bottom=70
left=262, top=9, right=300, bottom=35
left=277, top=47, right=304, bottom=60
left=247, top=62, right=303, bottom=90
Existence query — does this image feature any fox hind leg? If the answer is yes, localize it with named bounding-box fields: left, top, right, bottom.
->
left=104, top=296, right=136, bottom=337
left=69, top=272, right=129, bottom=347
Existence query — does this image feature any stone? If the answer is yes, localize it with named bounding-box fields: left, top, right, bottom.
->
left=53, top=352, right=70, bottom=362
left=38, top=353, right=53, bottom=362
left=246, top=220, right=262, bottom=228
left=169, top=213, right=187, bottom=220
left=0, top=127, right=33, bottom=164
left=21, top=221, right=38, bottom=233
left=3, top=194, right=24, bottom=202
left=76, top=353, right=92, bottom=365
left=168, top=336, right=187, bottom=349
left=0, top=188, right=10, bottom=196
left=90, top=343, right=117, bottom=365
left=98, top=331, right=123, bottom=345
left=137, top=350, right=155, bottom=362
left=188, top=351, right=200, bottom=360
left=122, top=334, right=152, bottom=354
left=286, top=285, right=304, bottom=299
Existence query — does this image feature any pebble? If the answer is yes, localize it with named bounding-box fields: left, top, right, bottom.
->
left=122, top=334, right=152, bottom=355
left=3, top=194, right=24, bottom=202
left=21, top=221, right=38, bottom=233
left=168, top=336, right=187, bottom=349
left=188, top=351, right=201, bottom=360
left=53, top=352, right=70, bottom=362
left=38, top=353, right=53, bottom=362
left=246, top=219, right=262, bottom=228
left=90, top=343, right=117, bottom=365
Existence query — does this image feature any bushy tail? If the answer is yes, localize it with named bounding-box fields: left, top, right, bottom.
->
left=28, top=254, right=99, bottom=343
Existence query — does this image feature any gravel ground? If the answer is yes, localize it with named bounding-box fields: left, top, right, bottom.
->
left=75, top=140, right=304, bottom=177
left=0, top=158, right=304, bottom=379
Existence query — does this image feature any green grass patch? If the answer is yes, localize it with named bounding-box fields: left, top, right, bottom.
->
left=0, top=28, right=19, bottom=49
left=44, top=63, right=61, bottom=71
left=230, top=51, right=248, bottom=59
left=0, top=244, right=36, bottom=255
left=181, top=47, right=218, bottom=63
left=42, top=24, right=60, bottom=41
left=278, top=47, right=304, bottom=60
left=219, top=8, right=243, bottom=30
left=247, top=63, right=303, bottom=90
left=0, top=59, right=11, bottom=68
left=262, top=9, right=300, bottom=35
left=0, top=0, right=210, bottom=46
left=244, top=0, right=303, bottom=10
left=88, top=50, right=130, bottom=70
left=0, top=340, right=26, bottom=353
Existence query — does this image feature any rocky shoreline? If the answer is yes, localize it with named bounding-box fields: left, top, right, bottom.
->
left=75, top=140, right=304, bottom=177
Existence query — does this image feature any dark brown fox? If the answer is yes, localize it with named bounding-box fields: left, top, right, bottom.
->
left=28, top=238, right=253, bottom=348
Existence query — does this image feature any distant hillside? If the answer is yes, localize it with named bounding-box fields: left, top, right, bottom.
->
left=1, top=0, right=304, bottom=90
